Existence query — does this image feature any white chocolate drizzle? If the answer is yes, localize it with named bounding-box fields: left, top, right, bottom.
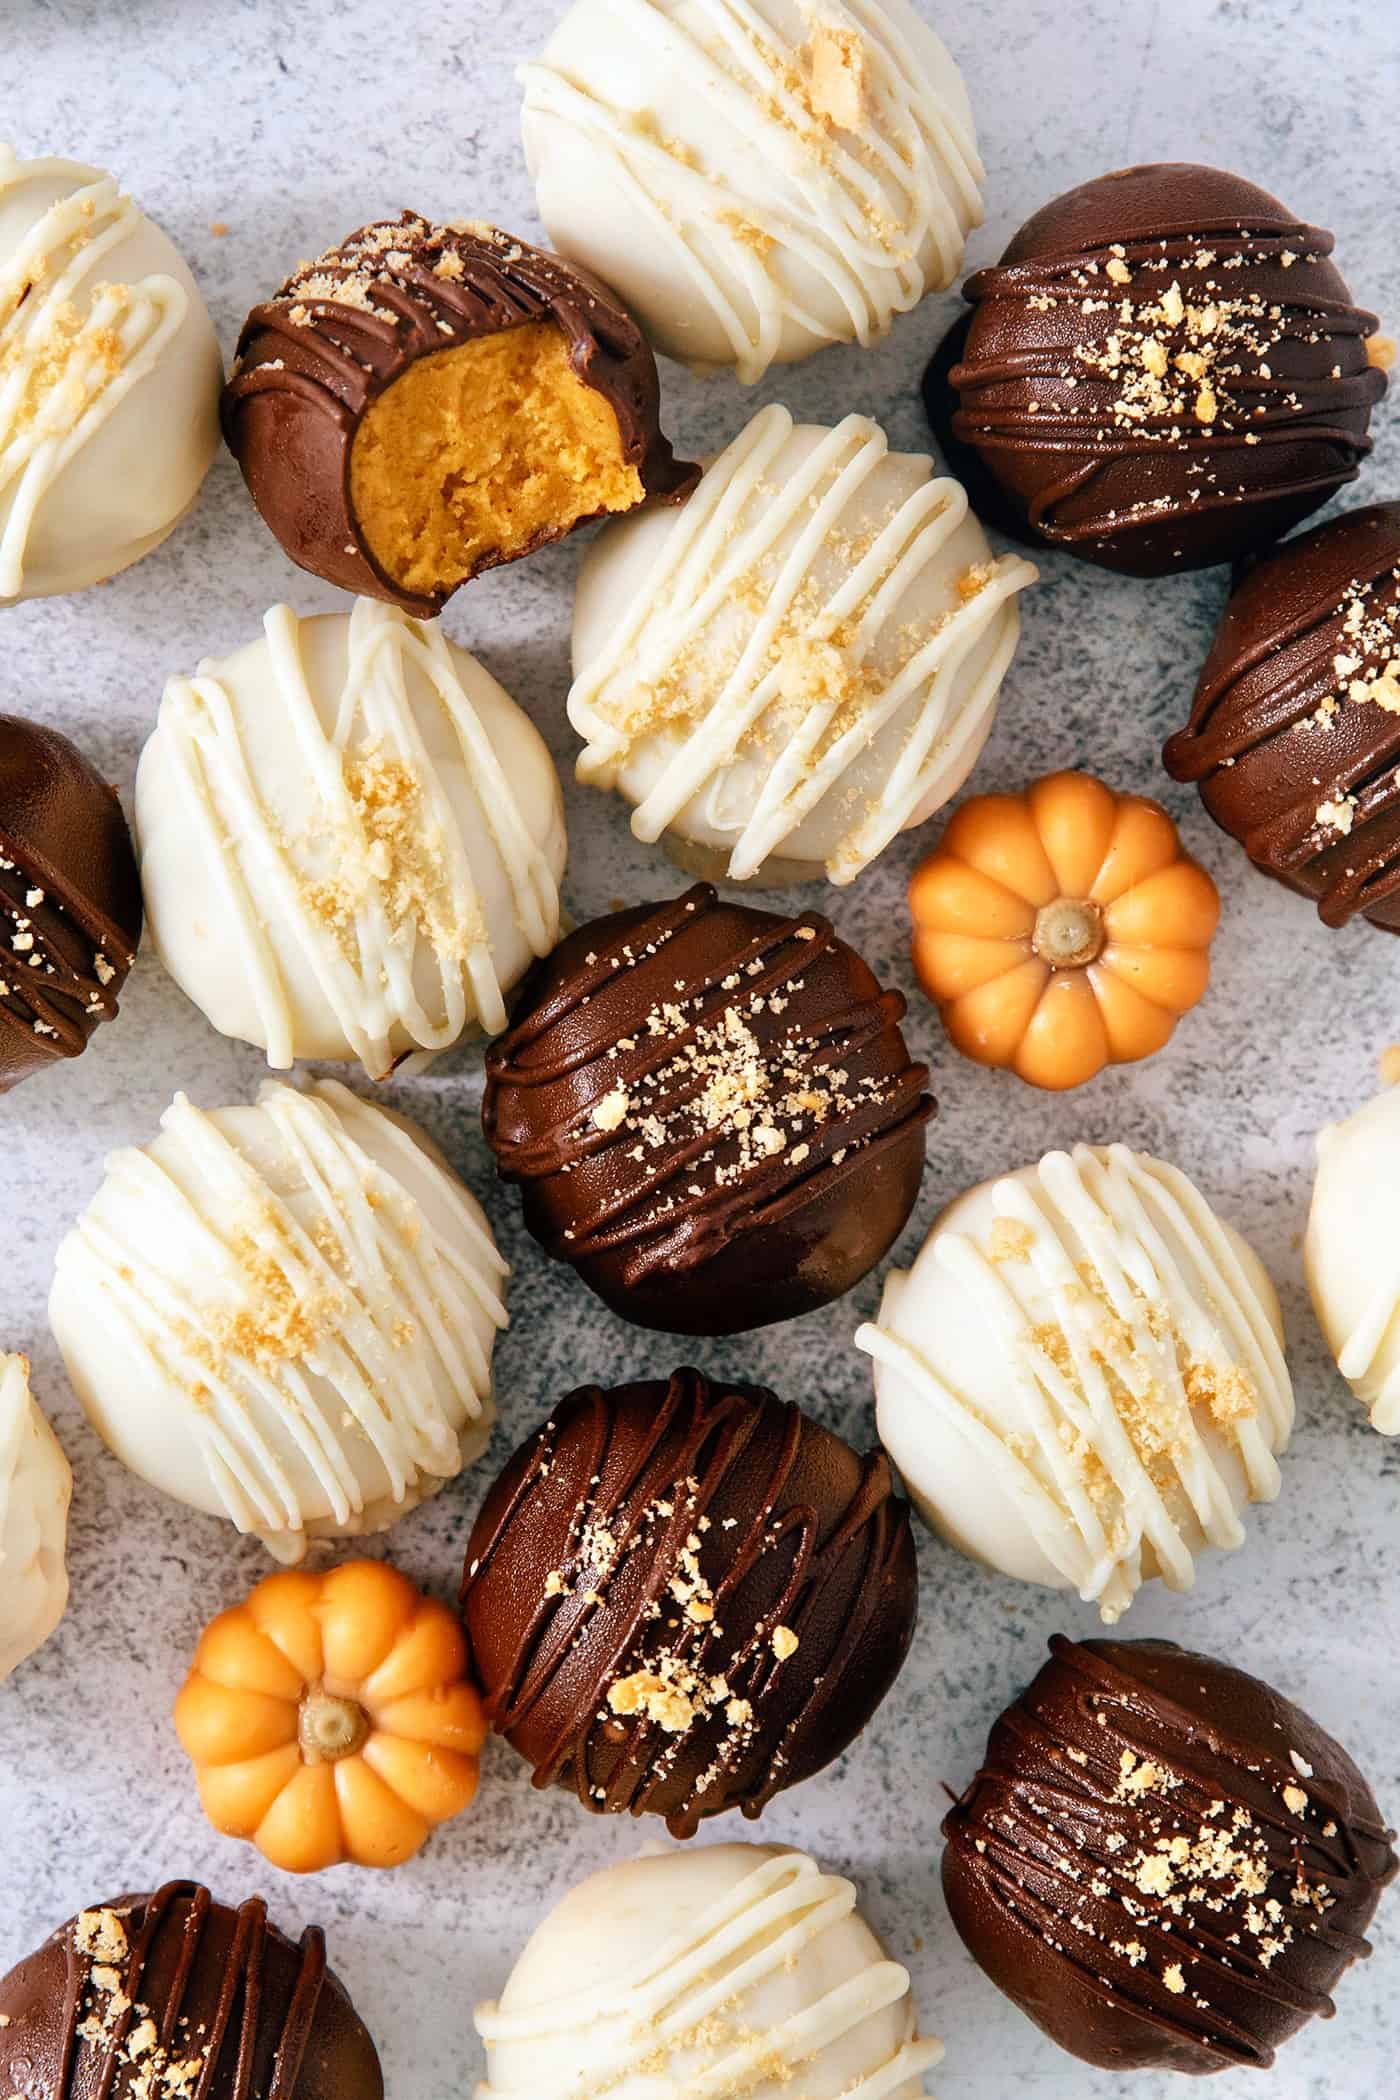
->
left=571, top=407, right=1035, bottom=883
left=858, top=1145, right=1293, bottom=1622
left=53, top=1081, right=507, bottom=1561
left=154, top=598, right=562, bottom=1076
left=521, top=0, right=983, bottom=382
left=0, top=145, right=190, bottom=598
left=476, top=1848, right=941, bottom=2097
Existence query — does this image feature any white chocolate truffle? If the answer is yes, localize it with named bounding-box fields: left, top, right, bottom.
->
left=0, top=145, right=221, bottom=601
left=857, top=1144, right=1292, bottom=1623
left=520, top=0, right=983, bottom=383
left=136, top=599, right=567, bottom=1079
left=49, top=1080, right=507, bottom=1564
left=0, top=1353, right=71, bottom=1682
left=477, top=1843, right=940, bottom=2098
left=570, top=407, right=1035, bottom=886
left=1306, top=1079, right=1400, bottom=1433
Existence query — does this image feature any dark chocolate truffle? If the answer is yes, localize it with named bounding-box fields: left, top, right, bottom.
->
left=222, top=214, right=697, bottom=616
left=461, top=1367, right=918, bottom=1837
left=1165, top=502, right=1400, bottom=933
left=0, top=1881, right=383, bottom=2098
left=928, top=164, right=1385, bottom=577
left=481, top=884, right=933, bottom=1335
left=0, top=715, right=141, bottom=1091
left=943, top=1635, right=1398, bottom=2075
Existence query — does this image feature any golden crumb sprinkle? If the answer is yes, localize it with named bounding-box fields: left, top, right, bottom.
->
left=987, top=1217, right=1034, bottom=1264
left=771, top=1624, right=799, bottom=1660
left=807, top=21, right=868, bottom=129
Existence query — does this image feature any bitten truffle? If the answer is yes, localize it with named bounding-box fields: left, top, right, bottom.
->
left=926, top=164, right=1385, bottom=576
left=943, top=1636, right=1398, bottom=2074
left=1165, top=502, right=1400, bottom=932
left=0, top=714, right=142, bottom=1091
left=482, top=883, right=932, bottom=1334
left=222, top=214, right=696, bottom=615
left=461, top=1368, right=918, bottom=1837
left=0, top=1882, right=383, bottom=2100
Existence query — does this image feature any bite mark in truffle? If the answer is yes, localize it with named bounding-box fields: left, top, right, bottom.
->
left=222, top=214, right=697, bottom=616
left=461, top=1368, right=918, bottom=1837
left=481, top=883, right=933, bottom=1334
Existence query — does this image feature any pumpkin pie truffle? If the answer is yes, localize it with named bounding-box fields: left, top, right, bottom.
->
left=943, top=1636, right=1398, bottom=2073
left=1165, top=503, right=1400, bottom=933
left=520, top=0, right=984, bottom=384
left=857, top=1143, right=1292, bottom=1621
left=136, top=598, right=567, bottom=1078
left=482, top=884, right=933, bottom=1334
left=176, top=1559, right=485, bottom=1874
left=477, top=1844, right=941, bottom=2096
left=1306, top=1073, right=1400, bottom=1433
left=222, top=213, right=696, bottom=614
left=0, top=713, right=143, bottom=1092
left=0, top=1882, right=383, bottom=2099
left=49, top=1079, right=508, bottom=1564
left=461, top=1369, right=918, bottom=1836
left=909, top=771, right=1220, bottom=1089
left=570, top=405, right=1037, bottom=886
left=0, top=145, right=222, bottom=601
left=0, top=1352, right=70, bottom=1683
left=927, top=163, right=1385, bottom=576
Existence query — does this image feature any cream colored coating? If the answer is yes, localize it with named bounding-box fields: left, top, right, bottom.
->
left=521, top=0, right=983, bottom=382
left=571, top=407, right=1034, bottom=886
left=476, top=1843, right=940, bottom=2098
left=136, top=599, right=567, bottom=1078
left=1306, top=1079, right=1400, bottom=1434
left=857, top=1143, right=1292, bottom=1622
left=48, top=1080, right=508, bottom=1563
left=0, top=1352, right=71, bottom=1682
left=0, top=144, right=221, bottom=600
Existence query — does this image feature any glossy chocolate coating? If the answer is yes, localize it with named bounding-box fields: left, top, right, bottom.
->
left=481, top=884, right=932, bottom=1335
left=0, top=715, right=141, bottom=1092
left=944, top=1636, right=1398, bottom=2075
left=461, top=1368, right=918, bottom=1837
left=929, top=164, right=1384, bottom=577
left=221, top=214, right=697, bottom=616
left=0, top=1882, right=383, bottom=2099
left=1165, top=502, right=1400, bottom=933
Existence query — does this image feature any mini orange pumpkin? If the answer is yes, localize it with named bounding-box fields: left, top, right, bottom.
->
left=910, top=770, right=1220, bottom=1091
left=174, top=1558, right=485, bottom=1874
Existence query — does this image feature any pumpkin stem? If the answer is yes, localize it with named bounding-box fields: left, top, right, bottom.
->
left=1032, top=897, right=1105, bottom=970
left=299, top=1688, right=370, bottom=1765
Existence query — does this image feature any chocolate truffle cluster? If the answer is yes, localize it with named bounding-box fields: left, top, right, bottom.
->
left=483, top=884, right=933, bottom=1335
left=461, top=1368, right=918, bottom=1836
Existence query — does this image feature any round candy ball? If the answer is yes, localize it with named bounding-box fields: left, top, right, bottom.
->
left=1307, top=1074, right=1400, bottom=1433
left=0, top=1883, right=383, bottom=2099
left=520, top=0, right=984, bottom=382
left=477, top=1842, right=941, bottom=2097
left=0, top=1352, right=70, bottom=1683
left=571, top=405, right=1037, bottom=887
left=483, top=883, right=932, bottom=1334
left=1165, top=502, right=1400, bottom=934
left=929, top=163, right=1385, bottom=576
left=0, top=145, right=221, bottom=600
left=857, top=1142, right=1292, bottom=1621
left=461, top=1368, right=918, bottom=1836
left=136, top=598, right=567, bottom=1078
left=943, top=1636, right=1398, bottom=2074
left=50, top=1079, right=507, bottom=1563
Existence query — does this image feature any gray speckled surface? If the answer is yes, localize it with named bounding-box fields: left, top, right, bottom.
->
left=1, top=1, right=1398, bottom=2094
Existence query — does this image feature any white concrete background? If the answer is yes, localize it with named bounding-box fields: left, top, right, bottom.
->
left=1, top=1, right=1397, bottom=2095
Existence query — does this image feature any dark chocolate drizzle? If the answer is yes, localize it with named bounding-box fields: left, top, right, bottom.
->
left=1166, top=502, right=1400, bottom=931
left=943, top=1637, right=1398, bottom=2074
left=943, top=166, right=1385, bottom=576
left=481, top=885, right=932, bottom=1332
left=461, top=1369, right=918, bottom=1838
left=221, top=213, right=696, bottom=615
left=0, top=1881, right=383, bottom=2099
